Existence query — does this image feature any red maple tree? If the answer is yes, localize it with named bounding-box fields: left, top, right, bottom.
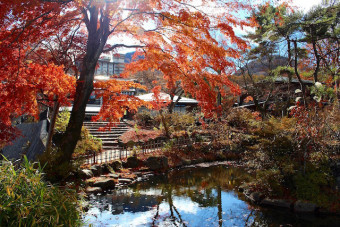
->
left=1, top=0, right=255, bottom=164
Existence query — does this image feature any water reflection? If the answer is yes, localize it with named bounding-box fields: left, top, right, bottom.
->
left=84, top=165, right=340, bottom=227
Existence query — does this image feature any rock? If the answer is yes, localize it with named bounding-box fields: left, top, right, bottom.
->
left=85, top=178, right=97, bottom=186
left=238, top=183, right=248, bottom=193
left=85, top=187, right=102, bottom=194
left=107, top=173, right=119, bottom=179
left=78, top=169, right=94, bottom=179
left=174, top=160, right=183, bottom=167
left=90, top=165, right=102, bottom=177
left=260, top=198, right=292, bottom=209
left=248, top=192, right=264, bottom=204
left=196, top=157, right=204, bottom=164
left=133, top=172, right=143, bottom=177
left=121, top=174, right=137, bottom=180
left=216, top=153, right=226, bottom=161
left=124, top=156, right=140, bottom=168
left=110, top=160, right=122, bottom=171
left=294, top=200, right=317, bottom=213
left=93, top=178, right=116, bottom=190
left=119, top=178, right=134, bottom=185
left=101, top=163, right=111, bottom=173
left=146, top=156, right=169, bottom=170
left=181, top=158, right=191, bottom=166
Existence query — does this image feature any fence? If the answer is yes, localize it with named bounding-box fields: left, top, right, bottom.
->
left=83, top=136, right=193, bottom=165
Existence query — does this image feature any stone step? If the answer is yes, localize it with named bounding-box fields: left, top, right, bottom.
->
left=102, top=142, right=119, bottom=146
left=83, top=123, right=128, bottom=127
left=83, top=122, right=127, bottom=126
left=88, top=129, right=128, bottom=133
left=83, top=121, right=122, bottom=124
left=83, top=121, right=129, bottom=151
left=86, top=129, right=129, bottom=132
left=89, top=132, right=126, bottom=137
left=93, top=137, right=121, bottom=141
left=98, top=137, right=121, bottom=141
left=86, top=128, right=126, bottom=131
left=102, top=145, right=120, bottom=150
left=102, top=143, right=119, bottom=147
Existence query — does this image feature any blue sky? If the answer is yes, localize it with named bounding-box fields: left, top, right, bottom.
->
left=107, top=0, right=323, bottom=54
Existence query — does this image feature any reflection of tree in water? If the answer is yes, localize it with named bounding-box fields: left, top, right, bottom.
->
left=90, top=189, right=163, bottom=215
left=152, top=176, right=188, bottom=227
left=138, top=166, right=253, bottom=226
left=87, top=166, right=340, bottom=226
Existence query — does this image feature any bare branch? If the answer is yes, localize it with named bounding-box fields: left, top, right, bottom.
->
left=103, top=44, right=145, bottom=52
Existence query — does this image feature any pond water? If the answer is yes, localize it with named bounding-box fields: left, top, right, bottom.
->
left=83, top=164, right=340, bottom=226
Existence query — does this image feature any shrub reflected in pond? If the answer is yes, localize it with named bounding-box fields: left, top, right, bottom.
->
left=84, top=165, right=340, bottom=226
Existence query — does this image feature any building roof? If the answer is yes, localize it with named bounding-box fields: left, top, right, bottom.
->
left=61, top=106, right=101, bottom=113
left=136, top=92, right=198, bottom=104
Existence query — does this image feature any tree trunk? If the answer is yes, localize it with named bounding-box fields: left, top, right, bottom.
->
left=293, top=40, right=307, bottom=105
left=312, top=39, right=320, bottom=83
left=46, top=99, right=60, bottom=152
left=60, top=5, right=110, bottom=163
left=168, top=90, right=184, bottom=113
left=60, top=65, right=96, bottom=161
left=159, top=109, right=170, bottom=138
left=217, top=186, right=223, bottom=227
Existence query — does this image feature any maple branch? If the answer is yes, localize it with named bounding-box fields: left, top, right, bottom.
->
left=103, top=44, right=145, bottom=52
left=109, top=10, right=136, bottom=34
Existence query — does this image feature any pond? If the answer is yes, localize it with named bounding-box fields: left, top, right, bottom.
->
left=83, top=164, right=340, bottom=226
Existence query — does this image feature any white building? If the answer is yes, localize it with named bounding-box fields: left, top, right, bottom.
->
left=95, top=53, right=125, bottom=76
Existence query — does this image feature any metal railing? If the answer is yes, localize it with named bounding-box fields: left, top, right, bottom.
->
left=83, top=136, right=194, bottom=165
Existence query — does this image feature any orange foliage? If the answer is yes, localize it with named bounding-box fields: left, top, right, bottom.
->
left=92, top=79, right=147, bottom=129
left=149, top=85, right=171, bottom=111
left=0, top=0, right=256, bottom=145
left=244, top=96, right=254, bottom=103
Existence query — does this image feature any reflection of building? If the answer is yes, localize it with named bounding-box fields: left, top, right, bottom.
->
left=95, top=53, right=125, bottom=76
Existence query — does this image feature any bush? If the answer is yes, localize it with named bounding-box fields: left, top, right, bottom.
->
left=54, top=110, right=102, bottom=158
left=134, top=110, right=158, bottom=129
left=0, top=157, right=82, bottom=226
left=120, top=127, right=163, bottom=144
left=240, top=105, right=339, bottom=204
left=226, top=108, right=256, bottom=129
left=166, top=112, right=196, bottom=134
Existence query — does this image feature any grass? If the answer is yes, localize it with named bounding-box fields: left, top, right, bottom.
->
left=0, top=156, right=83, bottom=226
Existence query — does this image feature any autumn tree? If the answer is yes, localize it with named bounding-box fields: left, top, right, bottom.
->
left=131, top=70, right=186, bottom=113
left=1, top=0, right=255, bottom=166
left=0, top=0, right=78, bottom=148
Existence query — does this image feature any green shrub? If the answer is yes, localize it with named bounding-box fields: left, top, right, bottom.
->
left=54, top=110, right=102, bottom=158
left=293, top=169, right=331, bottom=205
left=0, top=157, right=82, bottom=226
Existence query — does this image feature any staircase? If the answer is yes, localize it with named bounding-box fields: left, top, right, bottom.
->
left=83, top=121, right=130, bottom=150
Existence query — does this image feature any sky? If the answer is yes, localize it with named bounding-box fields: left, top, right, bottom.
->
left=291, top=0, right=322, bottom=12
left=108, top=0, right=324, bottom=54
